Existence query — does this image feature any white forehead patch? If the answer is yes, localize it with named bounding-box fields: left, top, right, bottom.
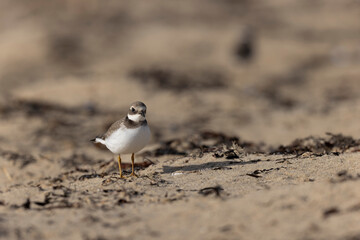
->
left=128, top=113, right=145, bottom=122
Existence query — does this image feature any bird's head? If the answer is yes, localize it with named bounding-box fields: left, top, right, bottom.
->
left=127, top=101, right=147, bottom=122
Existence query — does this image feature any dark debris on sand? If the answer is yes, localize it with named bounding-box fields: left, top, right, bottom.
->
left=0, top=99, right=100, bottom=117
left=198, top=185, right=224, bottom=197
left=61, top=153, right=102, bottom=169
left=143, top=132, right=360, bottom=158
left=0, top=149, right=37, bottom=169
left=271, top=133, right=360, bottom=155
left=143, top=131, right=264, bottom=158
left=129, top=67, right=227, bottom=92
left=330, top=170, right=360, bottom=184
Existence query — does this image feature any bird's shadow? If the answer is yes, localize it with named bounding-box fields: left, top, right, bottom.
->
left=162, top=158, right=262, bottom=174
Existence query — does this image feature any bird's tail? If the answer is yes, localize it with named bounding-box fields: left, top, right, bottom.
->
left=90, top=137, right=106, bottom=145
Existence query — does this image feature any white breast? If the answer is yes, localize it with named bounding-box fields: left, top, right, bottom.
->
left=105, top=125, right=151, bottom=154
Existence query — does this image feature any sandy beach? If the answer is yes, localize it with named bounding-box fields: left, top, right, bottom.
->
left=1, top=0, right=360, bottom=239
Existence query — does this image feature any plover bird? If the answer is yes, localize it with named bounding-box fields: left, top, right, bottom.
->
left=91, top=101, right=151, bottom=178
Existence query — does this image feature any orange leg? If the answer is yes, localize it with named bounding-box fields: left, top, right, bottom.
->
left=117, top=155, right=126, bottom=178
left=130, top=153, right=138, bottom=177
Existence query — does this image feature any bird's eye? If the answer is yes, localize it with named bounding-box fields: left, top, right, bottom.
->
left=131, top=107, right=135, bottom=112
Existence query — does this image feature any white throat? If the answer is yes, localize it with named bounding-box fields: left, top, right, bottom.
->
left=127, top=114, right=145, bottom=122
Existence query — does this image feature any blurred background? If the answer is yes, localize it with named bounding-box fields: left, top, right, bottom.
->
left=1, top=0, right=360, bottom=156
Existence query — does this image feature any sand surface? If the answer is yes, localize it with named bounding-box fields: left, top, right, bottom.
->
left=1, top=0, right=360, bottom=239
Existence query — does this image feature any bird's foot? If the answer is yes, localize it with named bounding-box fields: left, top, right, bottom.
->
left=119, top=174, right=127, bottom=179
left=130, top=172, right=139, bottom=178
